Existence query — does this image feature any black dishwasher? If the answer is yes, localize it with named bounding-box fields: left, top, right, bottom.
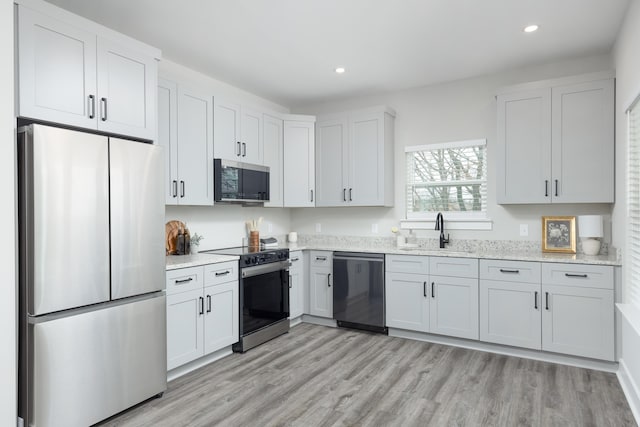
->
left=333, top=252, right=387, bottom=334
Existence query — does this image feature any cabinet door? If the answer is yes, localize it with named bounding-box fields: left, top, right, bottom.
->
left=177, top=86, right=214, bottom=205
left=551, top=79, right=614, bottom=203
left=158, top=79, right=179, bottom=204
left=214, top=99, right=241, bottom=161
left=263, top=114, right=284, bottom=207
left=204, top=282, right=239, bottom=354
left=309, top=267, right=332, bottom=318
left=96, top=38, right=157, bottom=140
left=496, top=88, right=552, bottom=204
left=385, top=272, right=429, bottom=332
left=541, top=285, right=614, bottom=361
left=349, top=112, right=385, bottom=206
left=479, top=280, right=541, bottom=349
left=288, top=253, right=304, bottom=319
left=284, top=120, right=315, bottom=207
left=18, top=6, right=97, bottom=129
left=241, top=107, right=263, bottom=164
left=429, top=276, right=479, bottom=339
left=315, top=118, right=348, bottom=206
left=167, top=289, right=204, bottom=370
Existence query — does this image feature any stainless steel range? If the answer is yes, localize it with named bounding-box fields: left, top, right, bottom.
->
left=202, top=246, right=290, bottom=352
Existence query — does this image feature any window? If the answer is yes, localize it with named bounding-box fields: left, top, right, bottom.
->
left=627, top=100, right=640, bottom=310
left=405, top=139, right=487, bottom=220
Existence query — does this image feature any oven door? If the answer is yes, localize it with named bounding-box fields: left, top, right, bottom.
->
left=240, top=261, right=289, bottom=336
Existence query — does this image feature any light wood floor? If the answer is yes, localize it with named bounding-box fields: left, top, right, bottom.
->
left=100, top=323, right=637, bottom=427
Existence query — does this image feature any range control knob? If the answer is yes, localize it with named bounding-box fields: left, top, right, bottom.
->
left=244, top=258, right=251, bottom=265
left=252, top=256, right=259, bottom=264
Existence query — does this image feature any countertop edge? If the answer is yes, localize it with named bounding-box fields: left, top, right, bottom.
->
left=166, top=254, right=239, bottom=271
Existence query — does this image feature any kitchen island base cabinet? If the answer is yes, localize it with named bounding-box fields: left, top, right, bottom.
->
left=309, top=251, right=332, bottom=318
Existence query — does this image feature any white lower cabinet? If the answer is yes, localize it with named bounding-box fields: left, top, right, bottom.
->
left=289, top=251, right=305, bottom=319
left=479, top=260, right=615, bottom=361
left=430, top=275, right=479, bottom=340
left=385, top=272, right=429, bottom=332
left=309, top=251, right=333, bottom=318
left=166, top=261, right=239, bottom=371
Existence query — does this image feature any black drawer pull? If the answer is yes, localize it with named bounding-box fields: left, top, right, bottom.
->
left=499, top=269, right=520, bottom=274
left=316, top=256, right=327, bottom=261
left=565, top=273, right=588, bottom=278
left=175, top=277, right=193, bottom=284
left=215, top=271, right=230, bottom=276
left=291, top=257, right=299, bottom=262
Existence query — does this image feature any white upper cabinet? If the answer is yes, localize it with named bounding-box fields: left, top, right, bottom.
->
left=316, top=107, right=395, bottom=207
left=496, top=74, right=614, bottom=204
left=17, top=3, right=159, bottom=141
left=263, top=114, right=284, bottom=207
left=214, top=99, right=263, bottom=164
left=158, top=79, right=178, bottom=204
left=283, top=118, right=316, bottom=207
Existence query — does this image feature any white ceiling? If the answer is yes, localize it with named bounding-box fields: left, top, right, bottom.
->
left=45, top=0, right=630, bottom=107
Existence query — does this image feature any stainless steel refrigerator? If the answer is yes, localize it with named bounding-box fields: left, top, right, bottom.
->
left=18, top=124, right=167, bottom=427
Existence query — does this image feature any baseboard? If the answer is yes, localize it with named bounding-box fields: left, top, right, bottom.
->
left=289, top=316, right=303, bottom=327
left=167, top=346, right=233, bottom=382
left=301, top=314, right=337, bottom=328
left=389, top=328, right=618, bottom=373
left=618, top=358, right=640, bottom=425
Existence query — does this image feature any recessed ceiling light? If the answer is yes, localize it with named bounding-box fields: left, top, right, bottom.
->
left=335, top=67, right=346, bottom=74
left=523, top=24, right=539, bottom=33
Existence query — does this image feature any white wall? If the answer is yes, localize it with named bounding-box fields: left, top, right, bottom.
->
left=291, top=54, right=615, bottom=244
left=160, top=59, right=292, bottom=250
left=1, top=1, right=17, bottom=424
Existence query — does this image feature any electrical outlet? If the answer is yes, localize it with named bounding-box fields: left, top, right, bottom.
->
left=267, top=222, right=273, bottom=233
left=520, top=224, right=529, bottom=236
left=372, top=224, right=379, bottom=233
left=315, top=223, right=322, bottom=233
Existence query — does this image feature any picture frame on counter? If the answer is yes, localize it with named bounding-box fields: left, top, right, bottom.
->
left=542, top=216, right=576, bottom=254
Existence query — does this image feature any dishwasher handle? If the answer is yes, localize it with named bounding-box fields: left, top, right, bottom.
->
left=333, top=252, right=385, bottom=263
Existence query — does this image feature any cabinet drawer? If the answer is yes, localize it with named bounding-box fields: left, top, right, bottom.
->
left=480, top=260, right=541, bottom=283
left=541, top=263, right=613, bottom=289
left=385, top=254, right=429, bottom=274
left=204, top=261, right=238, bottom=286
left=289, top=251, right=303, bottom=272
left=166, top=266, right=204, bottom=295
left=430, top=257, right=478, bottom=278
left=310, top=251, right=332, bottom=267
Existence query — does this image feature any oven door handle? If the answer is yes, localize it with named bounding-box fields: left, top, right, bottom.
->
left=242, top=260, right=291, bottom=278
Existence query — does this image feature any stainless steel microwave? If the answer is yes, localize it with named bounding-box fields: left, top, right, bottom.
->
left=214, top=159, right=270, bottom=203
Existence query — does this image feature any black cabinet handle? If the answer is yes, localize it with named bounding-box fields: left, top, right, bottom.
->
left=206, top=295, right=211, bottom=313
left=180, top=181, right=185, bottom=198
left=423, top=281, right=426, bottom=297
left=545, top=180, right=548, bottom=197
left=174, top=277, right=193, bottom=284
left=237, top=141, right=241, bottom=156
left=215, top=271, right=230, bottom=276
left=534, top=291, right=538, bottom=310
left=310, top=189, right=314, bottom=202
left=242, top=142, right=247, bottom=157
left=343, top=188, right=346, bottom=202
left=349, top=188, right=353, bottom=202
left=172, top=180, right=178, bottom=198
left=545, top=292, right=550, bottom=310
left=565, top=273, right=588, bottom=278
left=431, top=282, right=435, bottom=298
left=199, top=296, right=204, bottom=315
left=499, top=269, right=519, bottom=274
left=100, top=97, right=107, bottom=121
left=88, top=95, right=95, bottom=119
left=555, top=179, right=559, bottom=197
left=291, top=257, right=299, bottom=262
left=327, top=273, right=331, bottom=287
left=316, top=256, right=327, bottom=261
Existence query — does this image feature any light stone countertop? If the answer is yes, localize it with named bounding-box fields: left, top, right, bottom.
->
left=282, top=243, right=621, bottom=266
left=165, top=253, right=239, bottom=271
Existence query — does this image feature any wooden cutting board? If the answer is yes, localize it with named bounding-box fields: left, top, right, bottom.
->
left=166, top=220, right=186, bottom=255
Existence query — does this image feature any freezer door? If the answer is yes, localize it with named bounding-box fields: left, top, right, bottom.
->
left=110, top=138, right=165, bottom=299
left=21, top=124, right=110, bottom=315
left=26, top=294, right=167, bottom=427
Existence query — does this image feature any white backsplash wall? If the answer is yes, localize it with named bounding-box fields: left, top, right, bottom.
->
left=290, top=53, right=615, bottom=247
left=166, top=205, right=292, bottom=250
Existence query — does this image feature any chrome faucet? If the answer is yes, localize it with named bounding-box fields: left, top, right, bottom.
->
left=435, top=212, right=450, bottom=249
